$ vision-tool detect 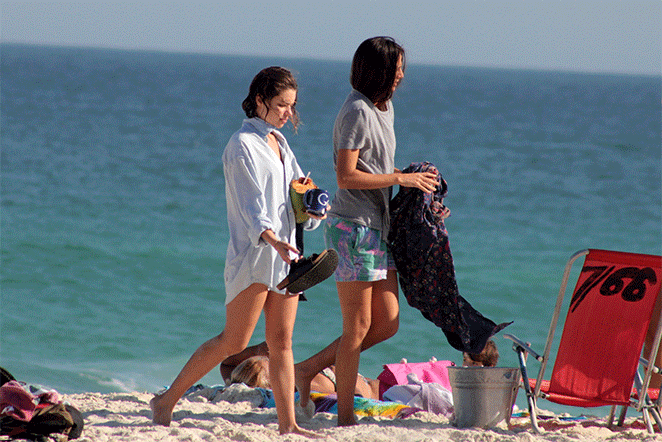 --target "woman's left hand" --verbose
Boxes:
[399,171,438,194]
[306,204,331,221]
